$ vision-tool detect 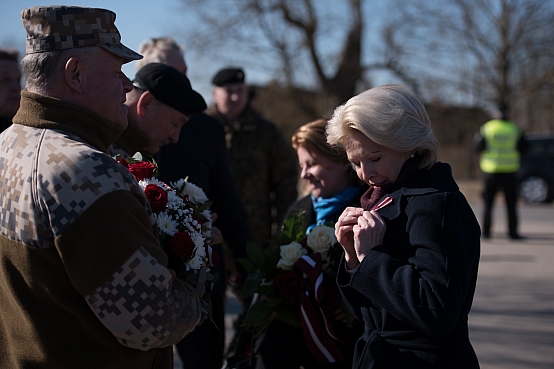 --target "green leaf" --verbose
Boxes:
[252,319,273,339]
[236,257,256,274]
[205,272,215,282]
[245,300,272,326]
[197,267,207,283]
[185,273,195,285]
[196,282,206,297]
[195,201,214,213]
[211,272,219,284]
[281,211,306,241]
[256,285,277,299]
[241,273,262,298]
[245,240,265,269]
[276,308,301,328]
